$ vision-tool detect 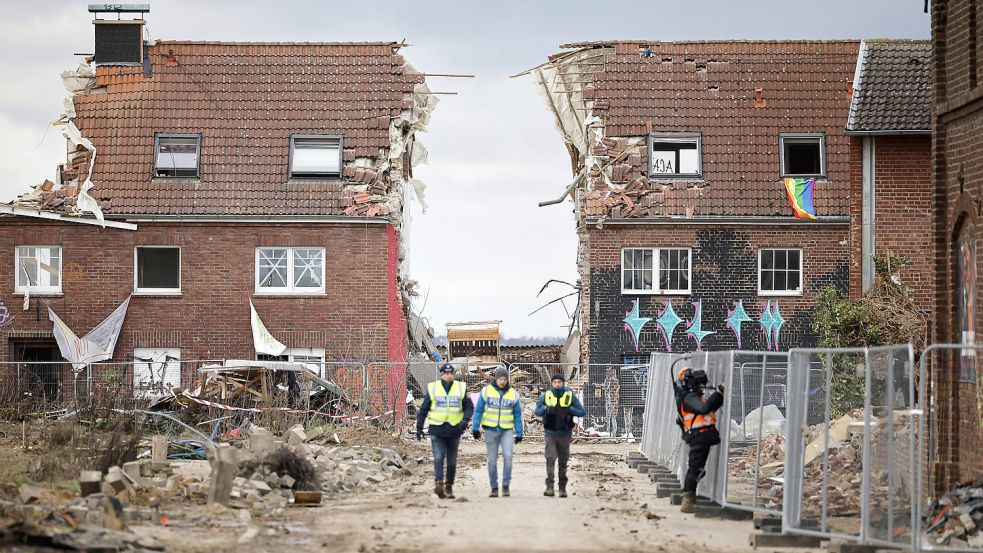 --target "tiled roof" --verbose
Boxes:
[68,41,425,216]
[846,40,931,133]
[547,40,861,218]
